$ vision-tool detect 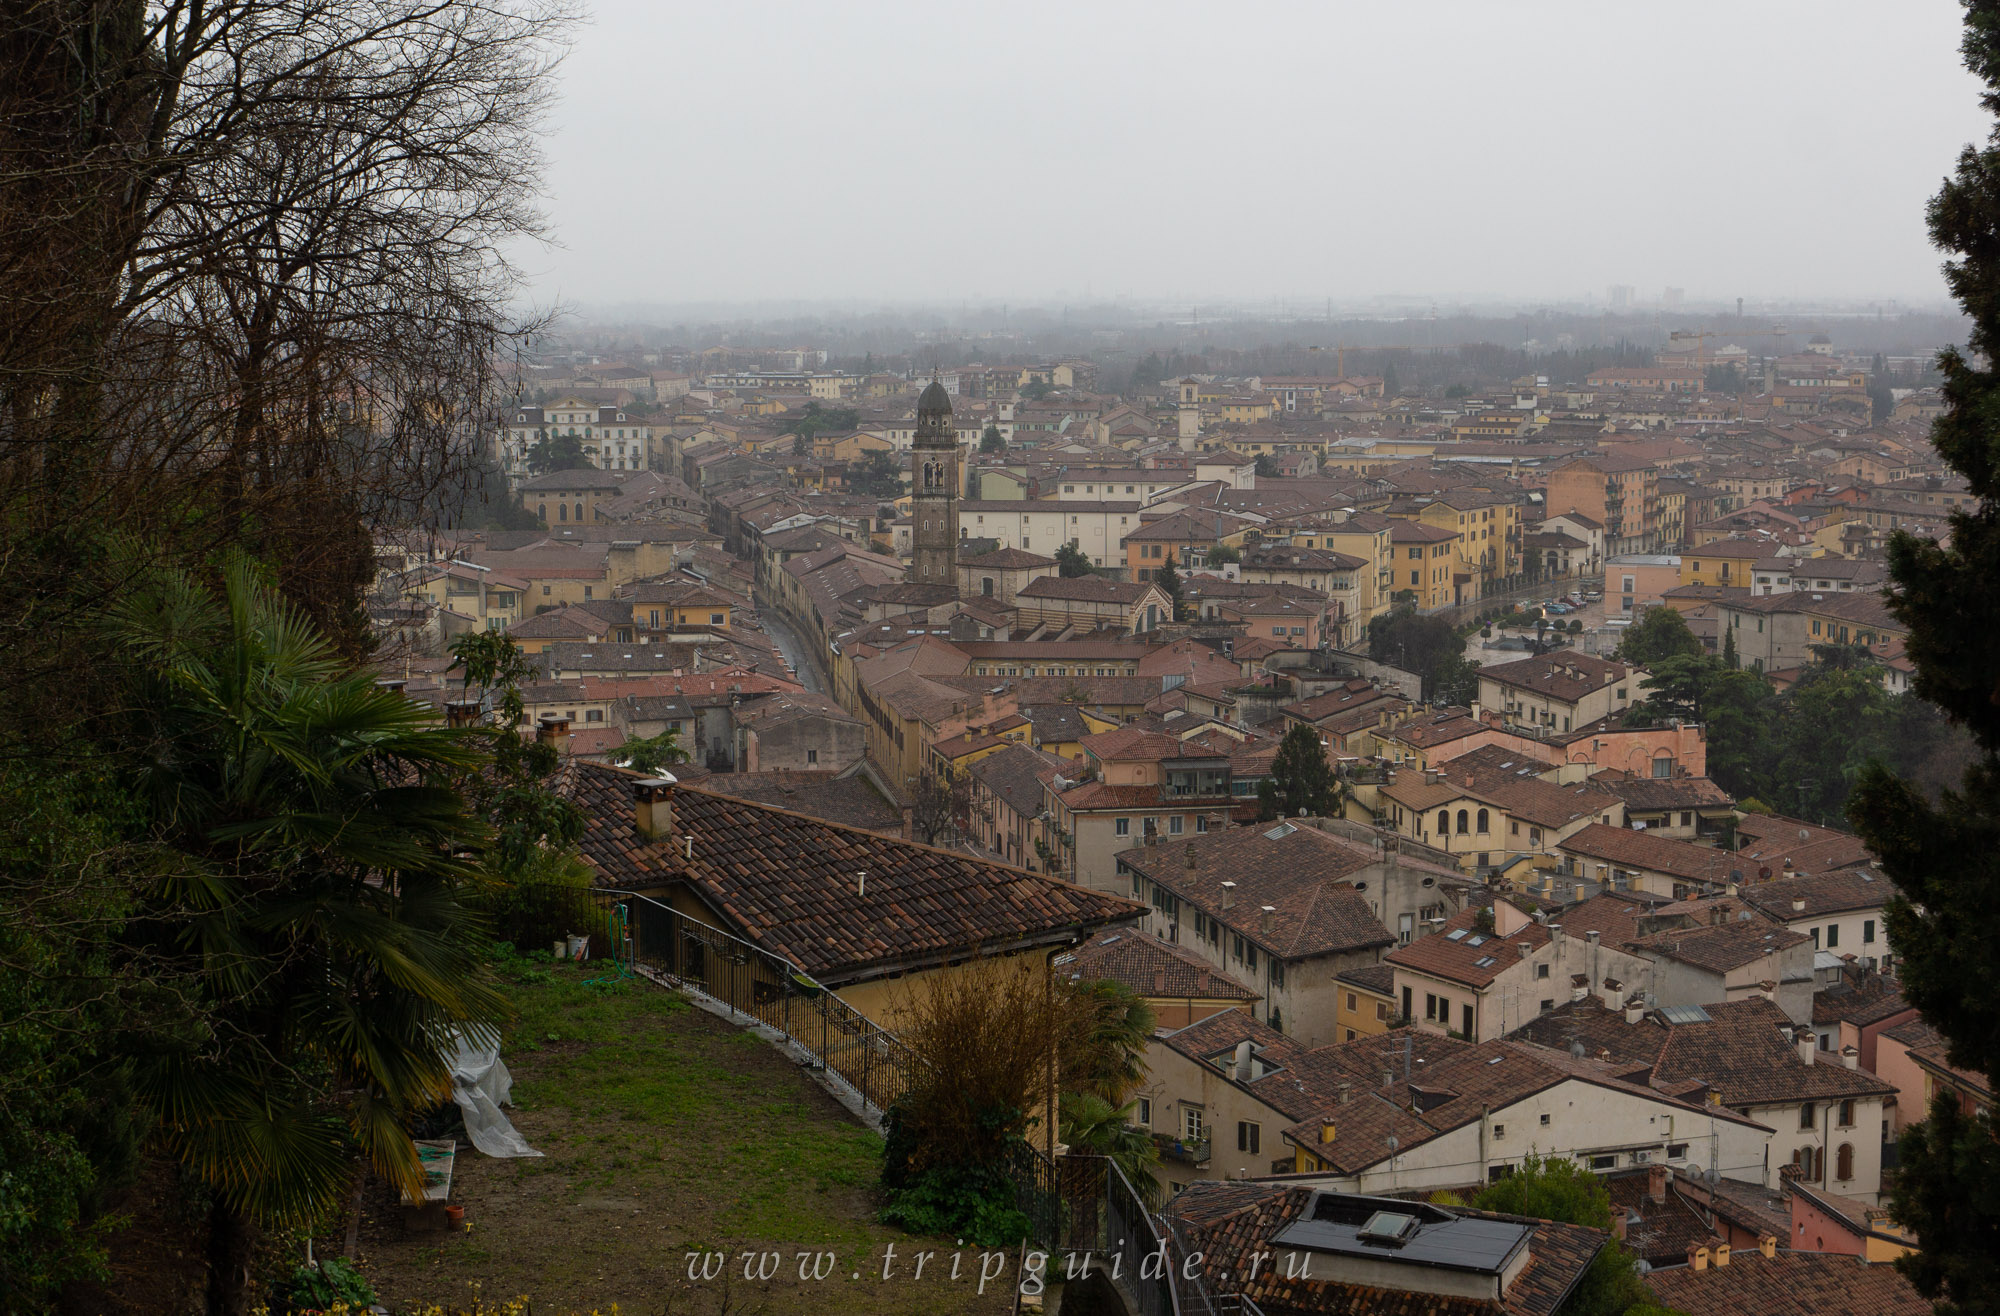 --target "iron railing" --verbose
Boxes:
[599,894,1264,1315]
[595,890,917,1116]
